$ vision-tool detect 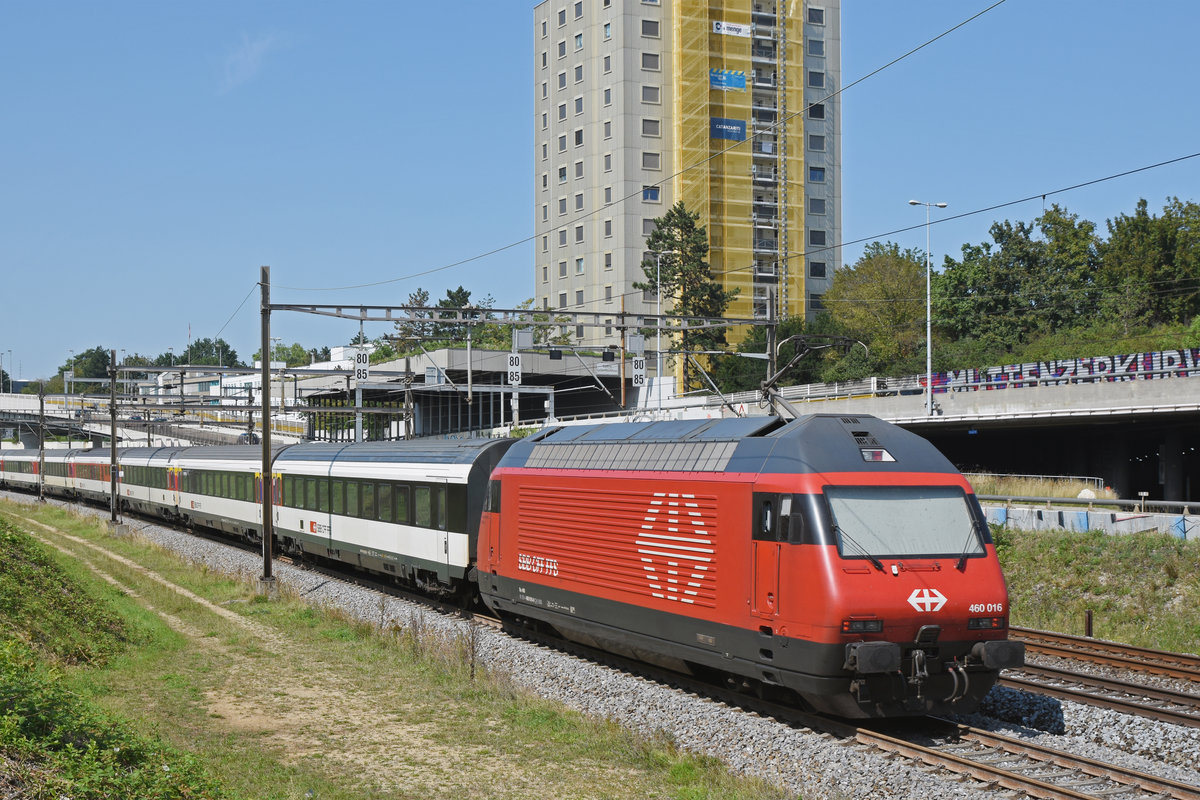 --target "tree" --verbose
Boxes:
[394,288,434,341]
[823,242,926,371]
[177,337,241,367]
[635,202,736,390]
[1099,197,1200,330]
[61,346,113,394]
